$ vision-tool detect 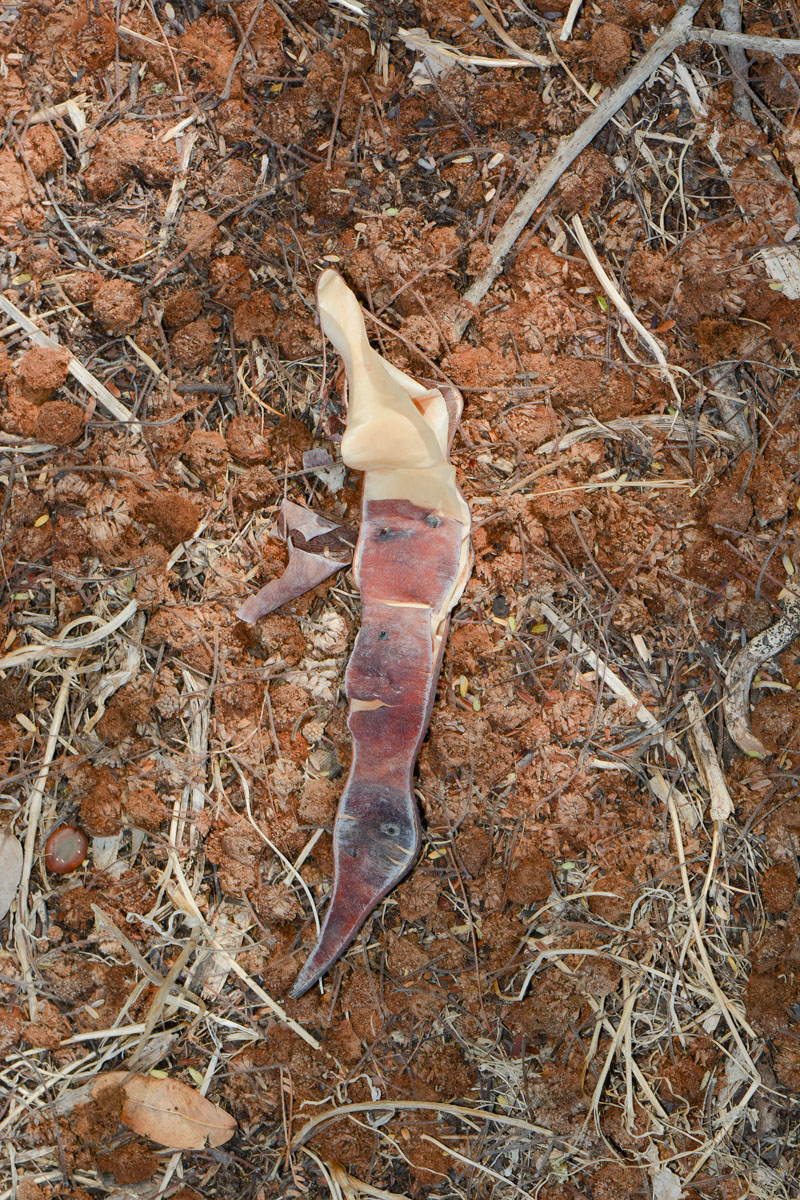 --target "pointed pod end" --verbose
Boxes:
[235,600,259,624]
[288,874,415,998]
[288,962,322,1001]
[287,917,359,1000]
